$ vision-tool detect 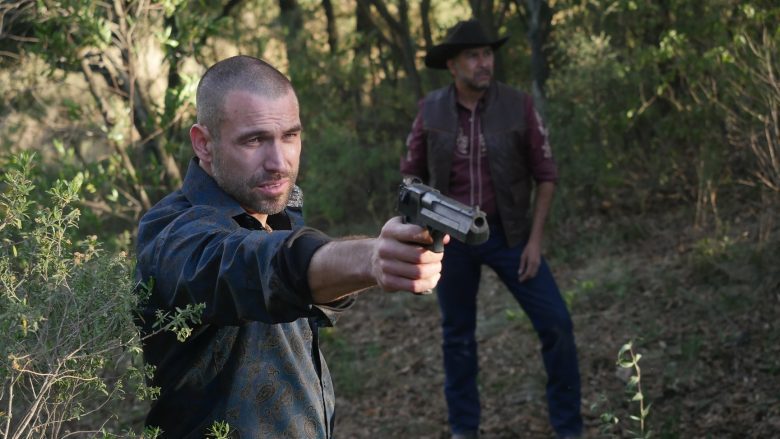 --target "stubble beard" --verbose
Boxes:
[211,151,298,215]
[463,68,492,92]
